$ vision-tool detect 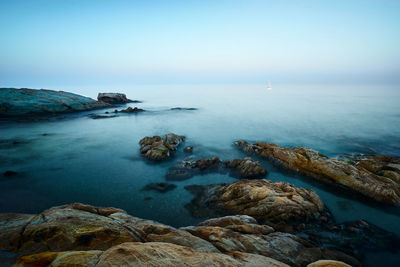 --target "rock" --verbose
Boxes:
[184,146,193,153]
[170,107,197,110]
[184,179,324,224]
[307,260,352,267]
[97,93,139,104]
[107,212,218,252]
[88,114,117,119]
[142,182,177,193]
[117,107,145,113]
[197,215,274,235]
[15,242,290,267]
[15,250,102,267]
[139,133,185,161]
[0,203,142,255]
[1,203,361,267]
[299,219,400,260]
[229,157,267,178]
[0,88,110,116]
[235,141,400,204]
[166,157,266,181]
[3,170,18,176]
